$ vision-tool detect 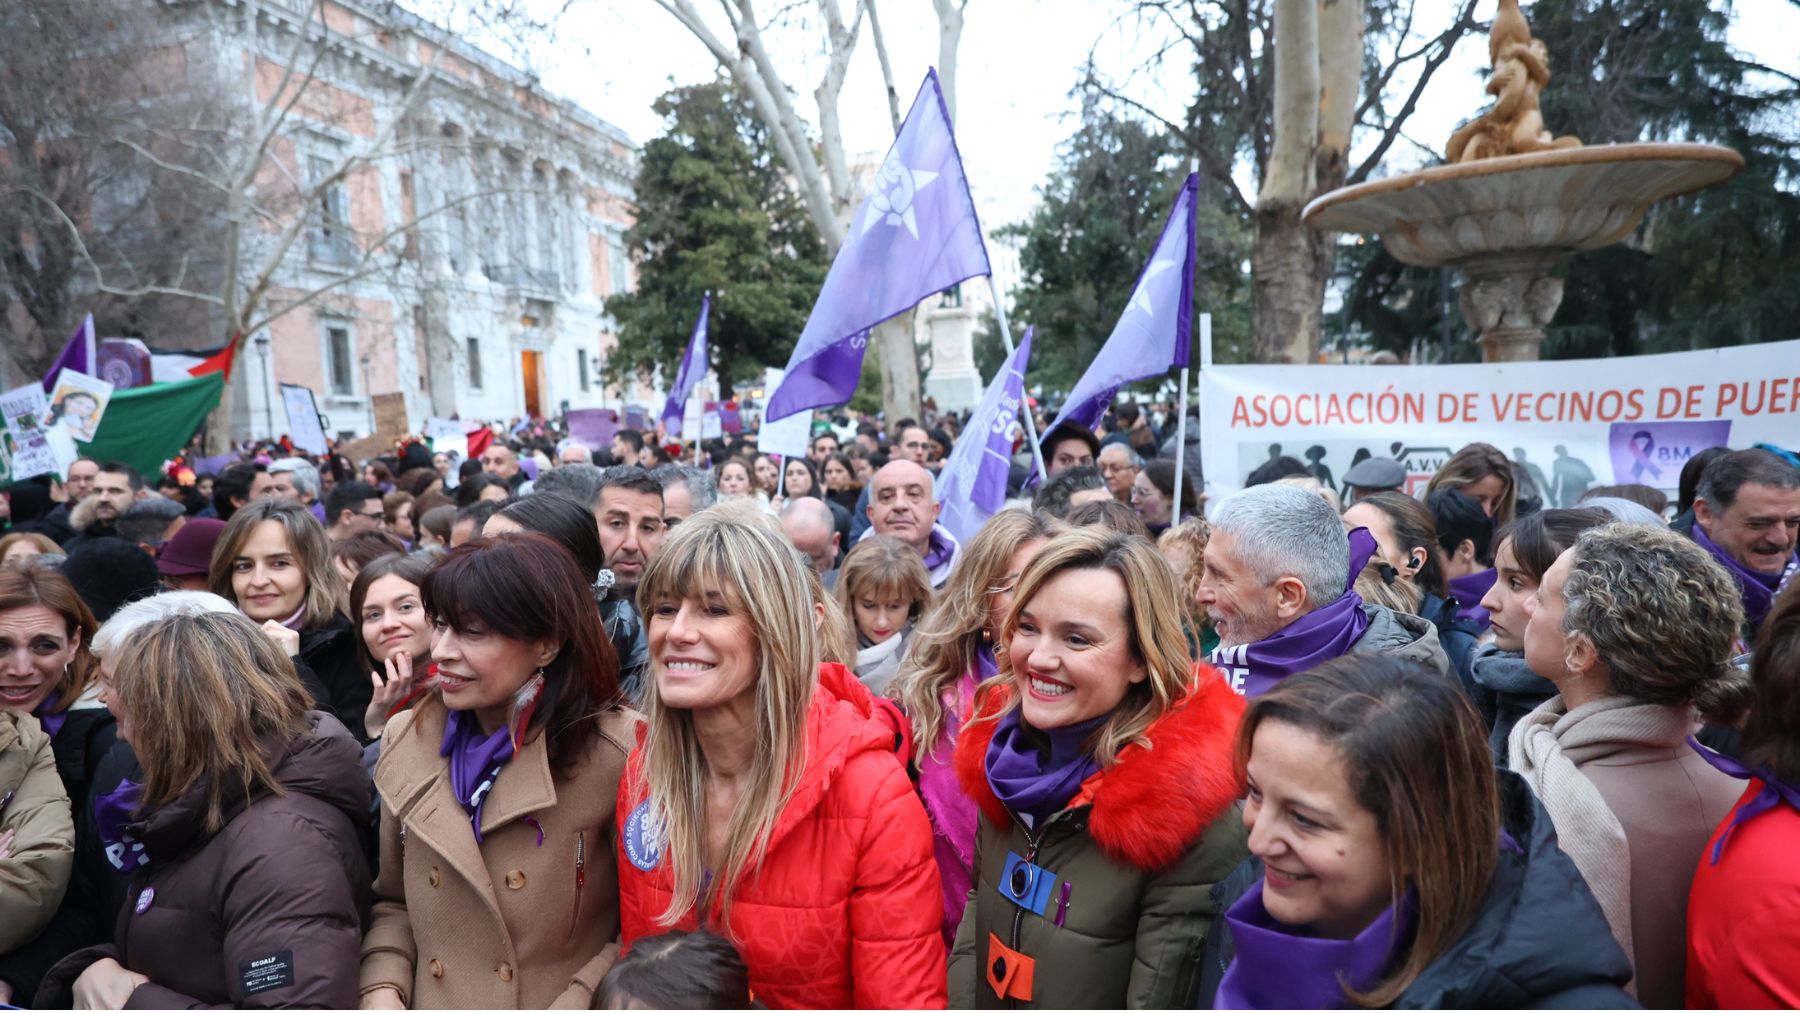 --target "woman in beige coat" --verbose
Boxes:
[0,709,73,957]
[360,533,636,1009]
